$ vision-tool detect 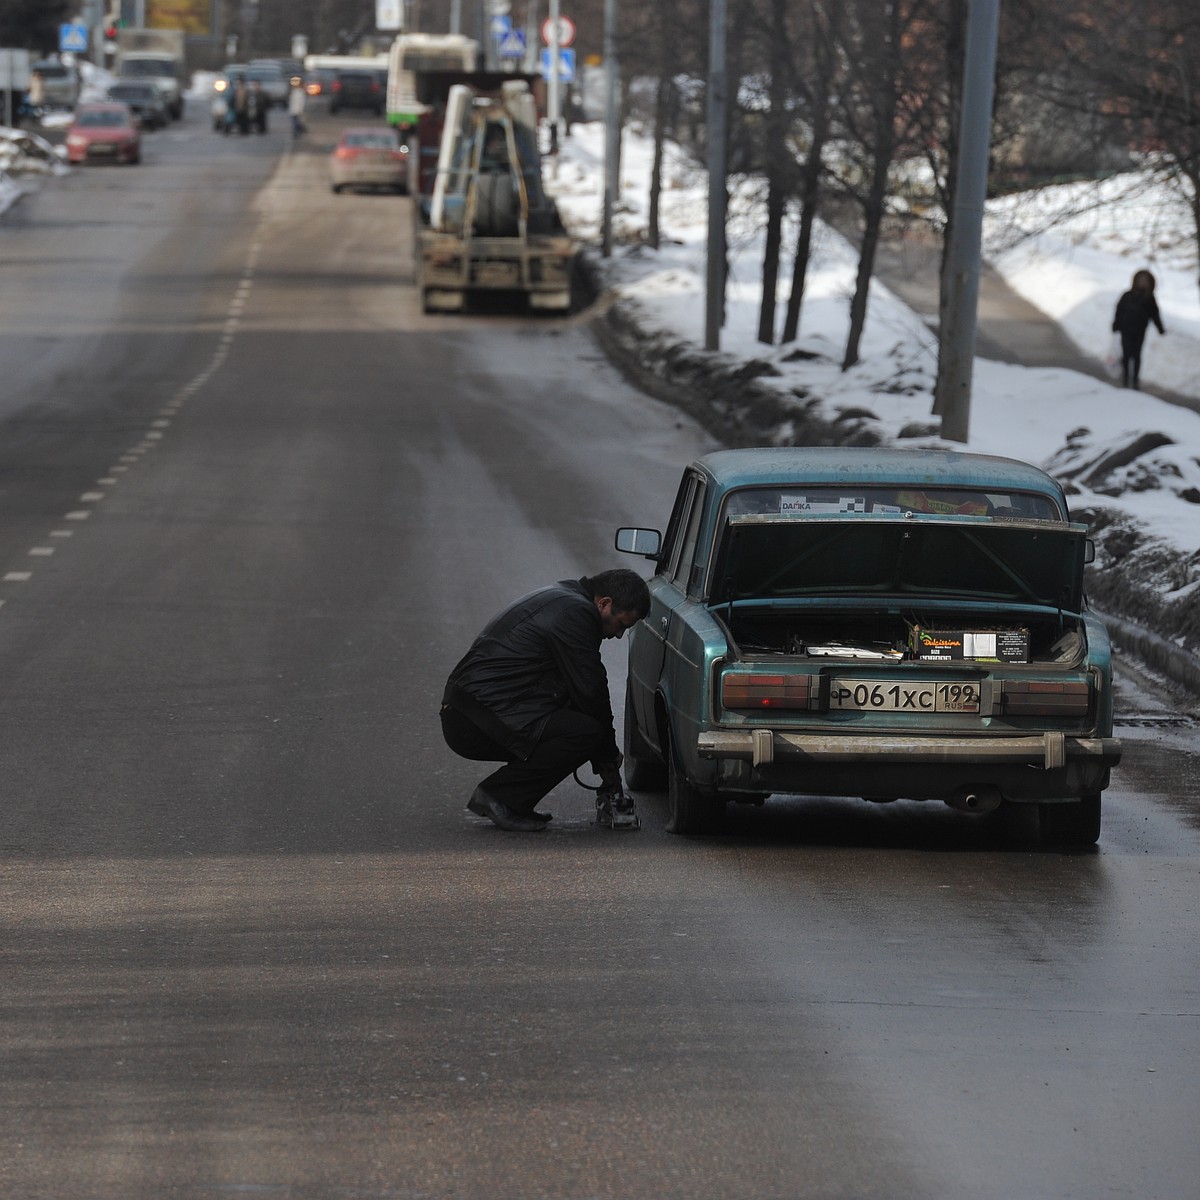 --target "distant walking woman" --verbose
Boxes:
[1112,269,1165,389]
